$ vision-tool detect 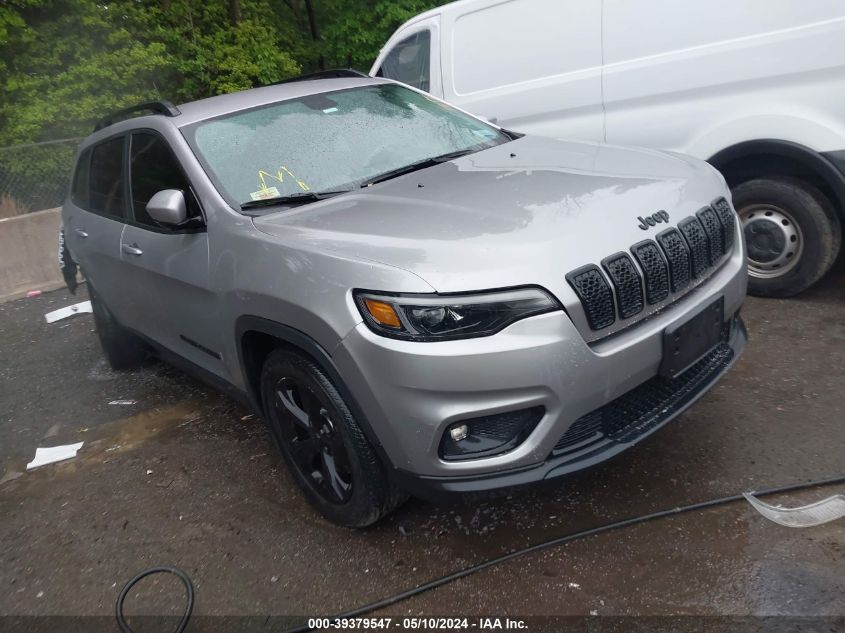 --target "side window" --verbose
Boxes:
[129,132,197,227]
[376,31,431,92]
[71,148,91,208]
[89,137,126,217]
